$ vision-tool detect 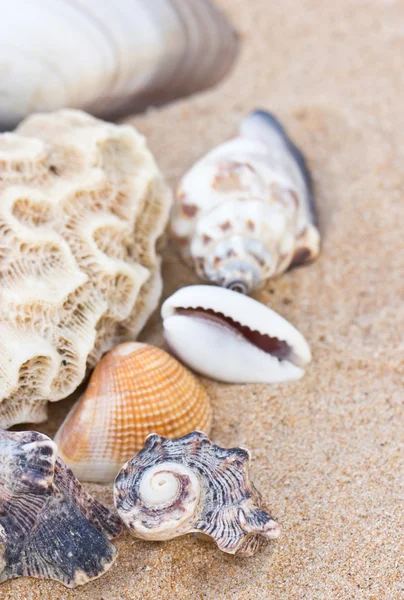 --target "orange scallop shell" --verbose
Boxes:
[55,342,212,483]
